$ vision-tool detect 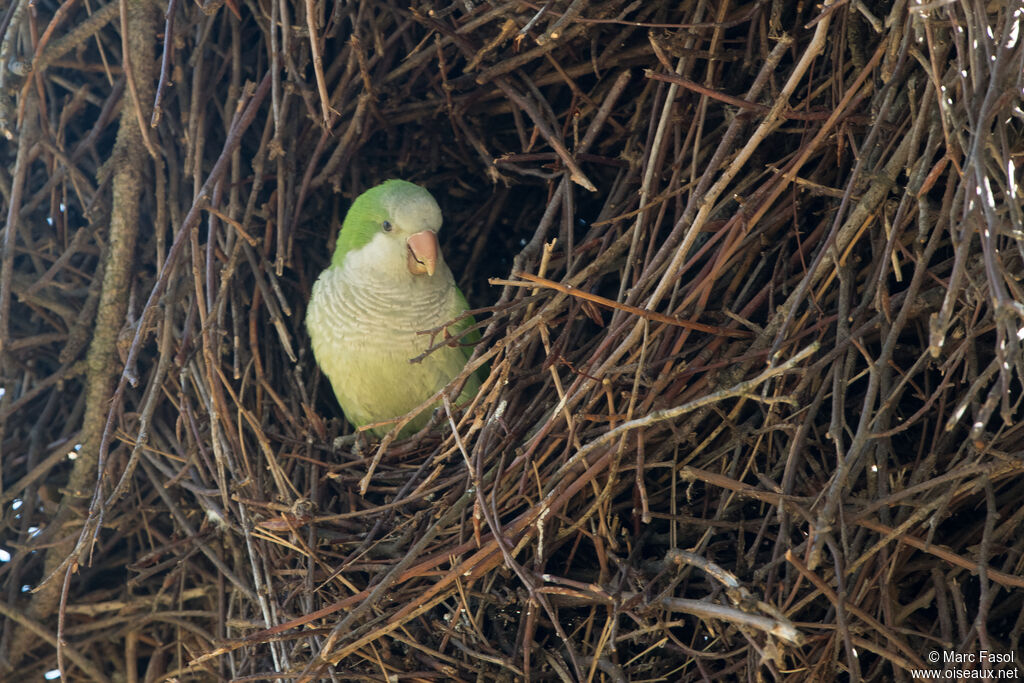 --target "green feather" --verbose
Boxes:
[452,288,480,353]
[307,179,485,438]
[331,179,431,267]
